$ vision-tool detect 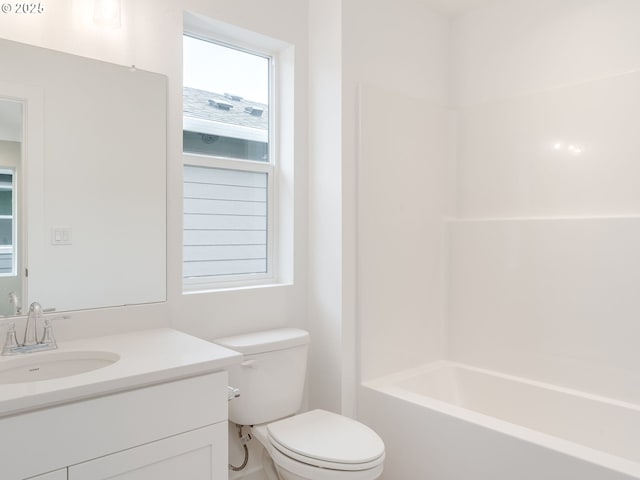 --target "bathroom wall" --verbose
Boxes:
[342,0,450,382]
[448,0,640,402]
[307,0,347,415]
[306,0,452,417]
[0,0,308,342]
